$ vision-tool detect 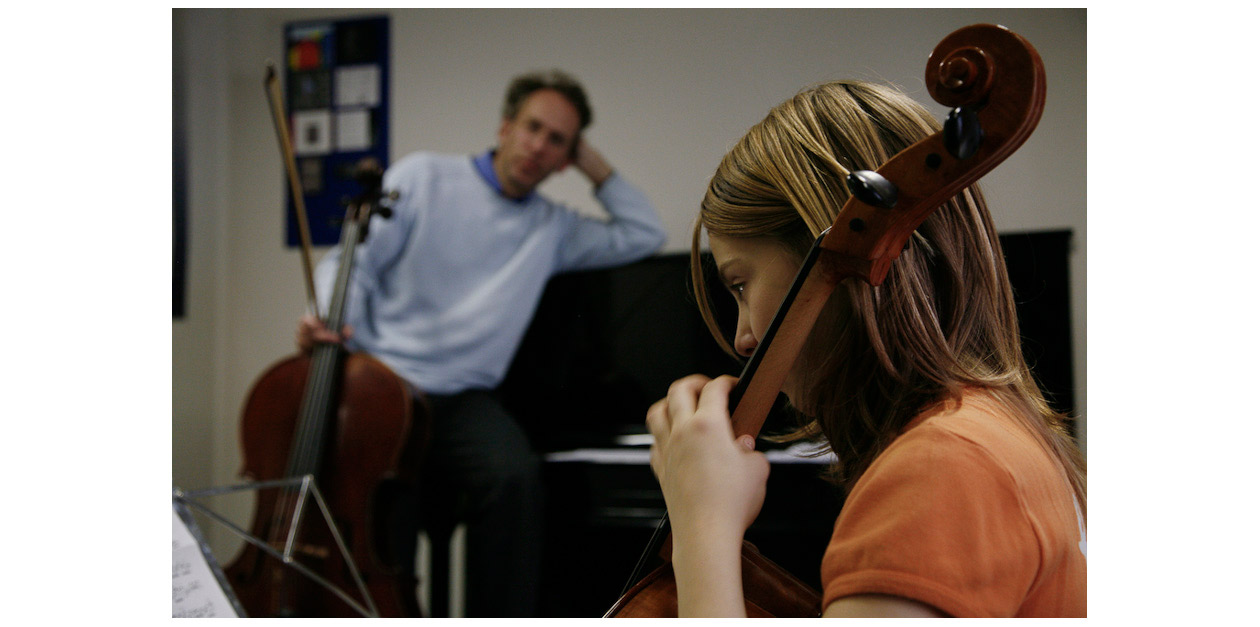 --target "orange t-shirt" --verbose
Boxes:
[819,392,1086,617]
